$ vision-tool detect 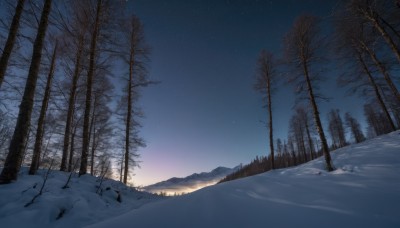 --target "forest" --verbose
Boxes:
[0,0,399,188]
[224,0,400,182]
[0,0,153,185]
